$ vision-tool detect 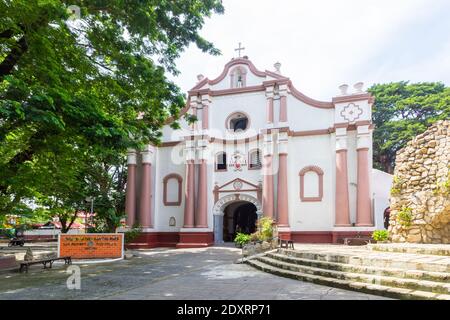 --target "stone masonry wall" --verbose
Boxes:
[389,120,450,243]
